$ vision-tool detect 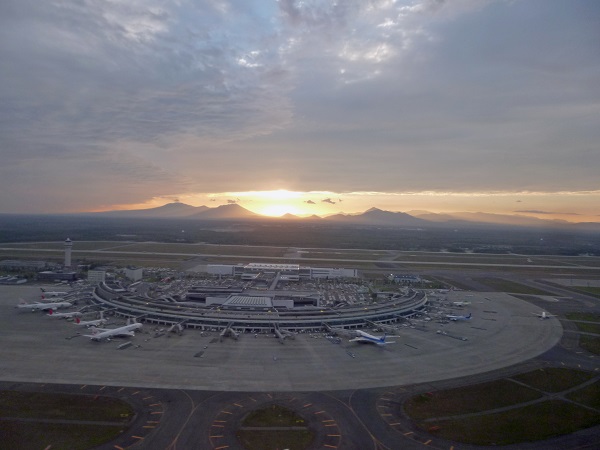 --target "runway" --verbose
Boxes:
[0,285,562,392]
